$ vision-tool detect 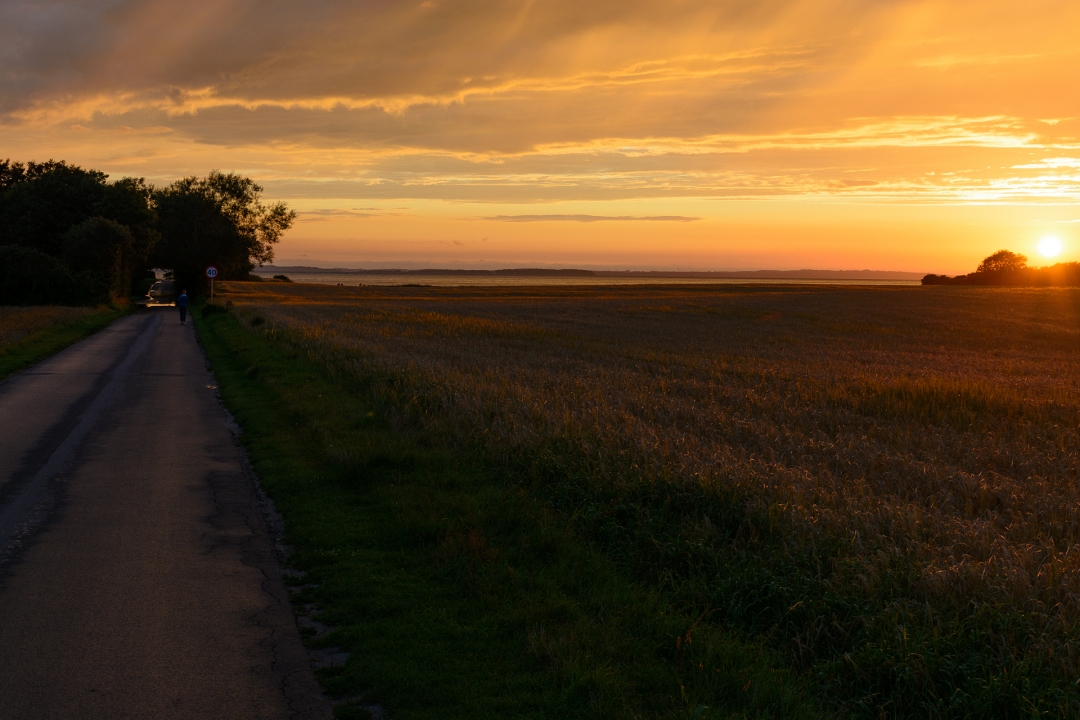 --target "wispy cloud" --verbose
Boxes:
[1012,158,1080,169]
[484,214,701,222]
[5,49,822,124]
[297,208,403,222]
